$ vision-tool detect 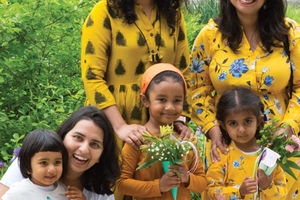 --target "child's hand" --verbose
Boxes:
[239,177,257,198]
[172,164,190,185]
[159,170,181,193]
[65,186,87,200]
[257,169,272,190]
[174,122,193,141]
